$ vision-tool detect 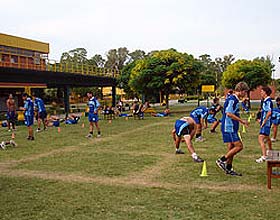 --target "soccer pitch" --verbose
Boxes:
[0,109,280,220]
